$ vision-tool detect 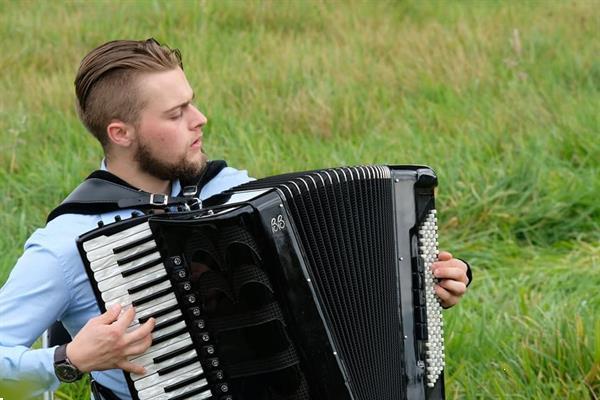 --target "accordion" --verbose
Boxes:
[77,165,445,400]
